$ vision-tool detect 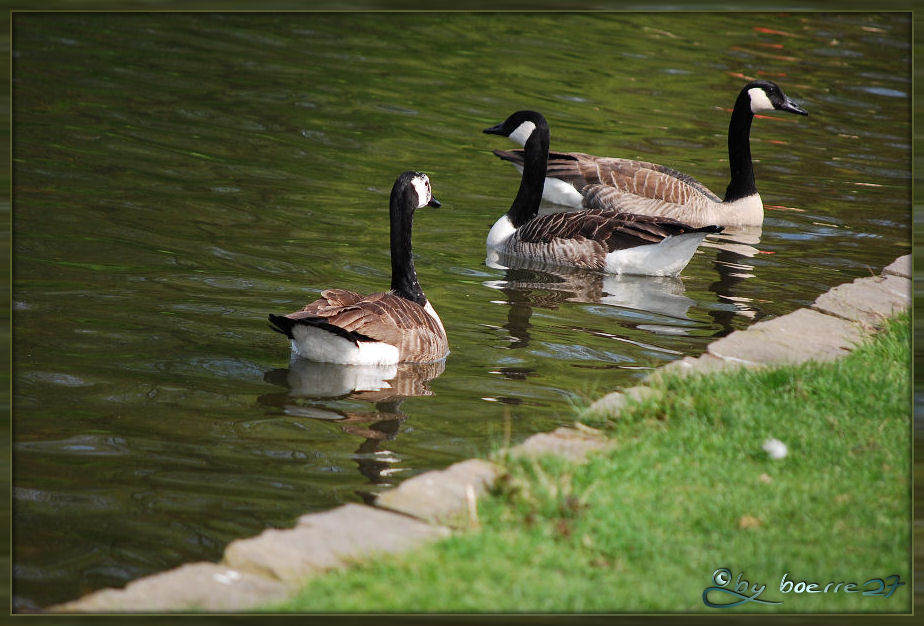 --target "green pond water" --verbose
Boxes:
[12,12,910,610]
